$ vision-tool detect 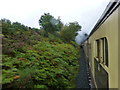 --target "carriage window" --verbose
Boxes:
[96,38,108,67]
[105,38,108,66]
[101,38,108,67]
[101,38,104,63]
[96,40,100,60]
